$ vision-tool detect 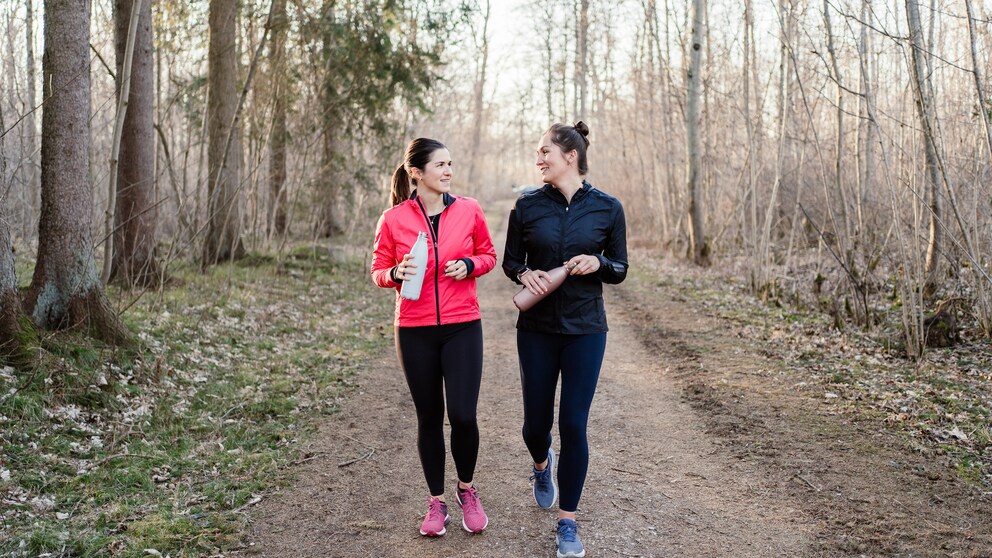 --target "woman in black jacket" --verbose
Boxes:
[502,121,628,558]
